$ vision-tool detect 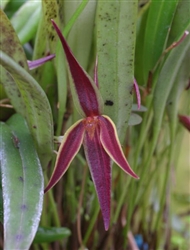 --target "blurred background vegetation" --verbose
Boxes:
[0,0,189,249]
